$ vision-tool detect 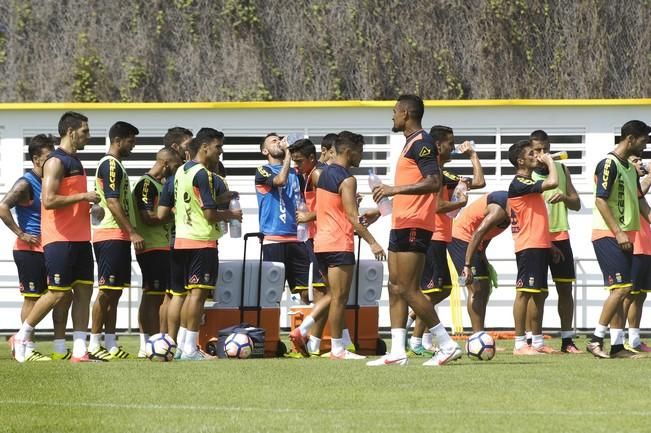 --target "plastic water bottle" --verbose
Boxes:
[229,196,242,238]
[285,132,304,146]
[451,140,475,154]
[368,170,392,216]
[218,220,228,235]
[551,151,568,160]
[446,181,468,218]
[296,200,309,242]
[90,204,105,226]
